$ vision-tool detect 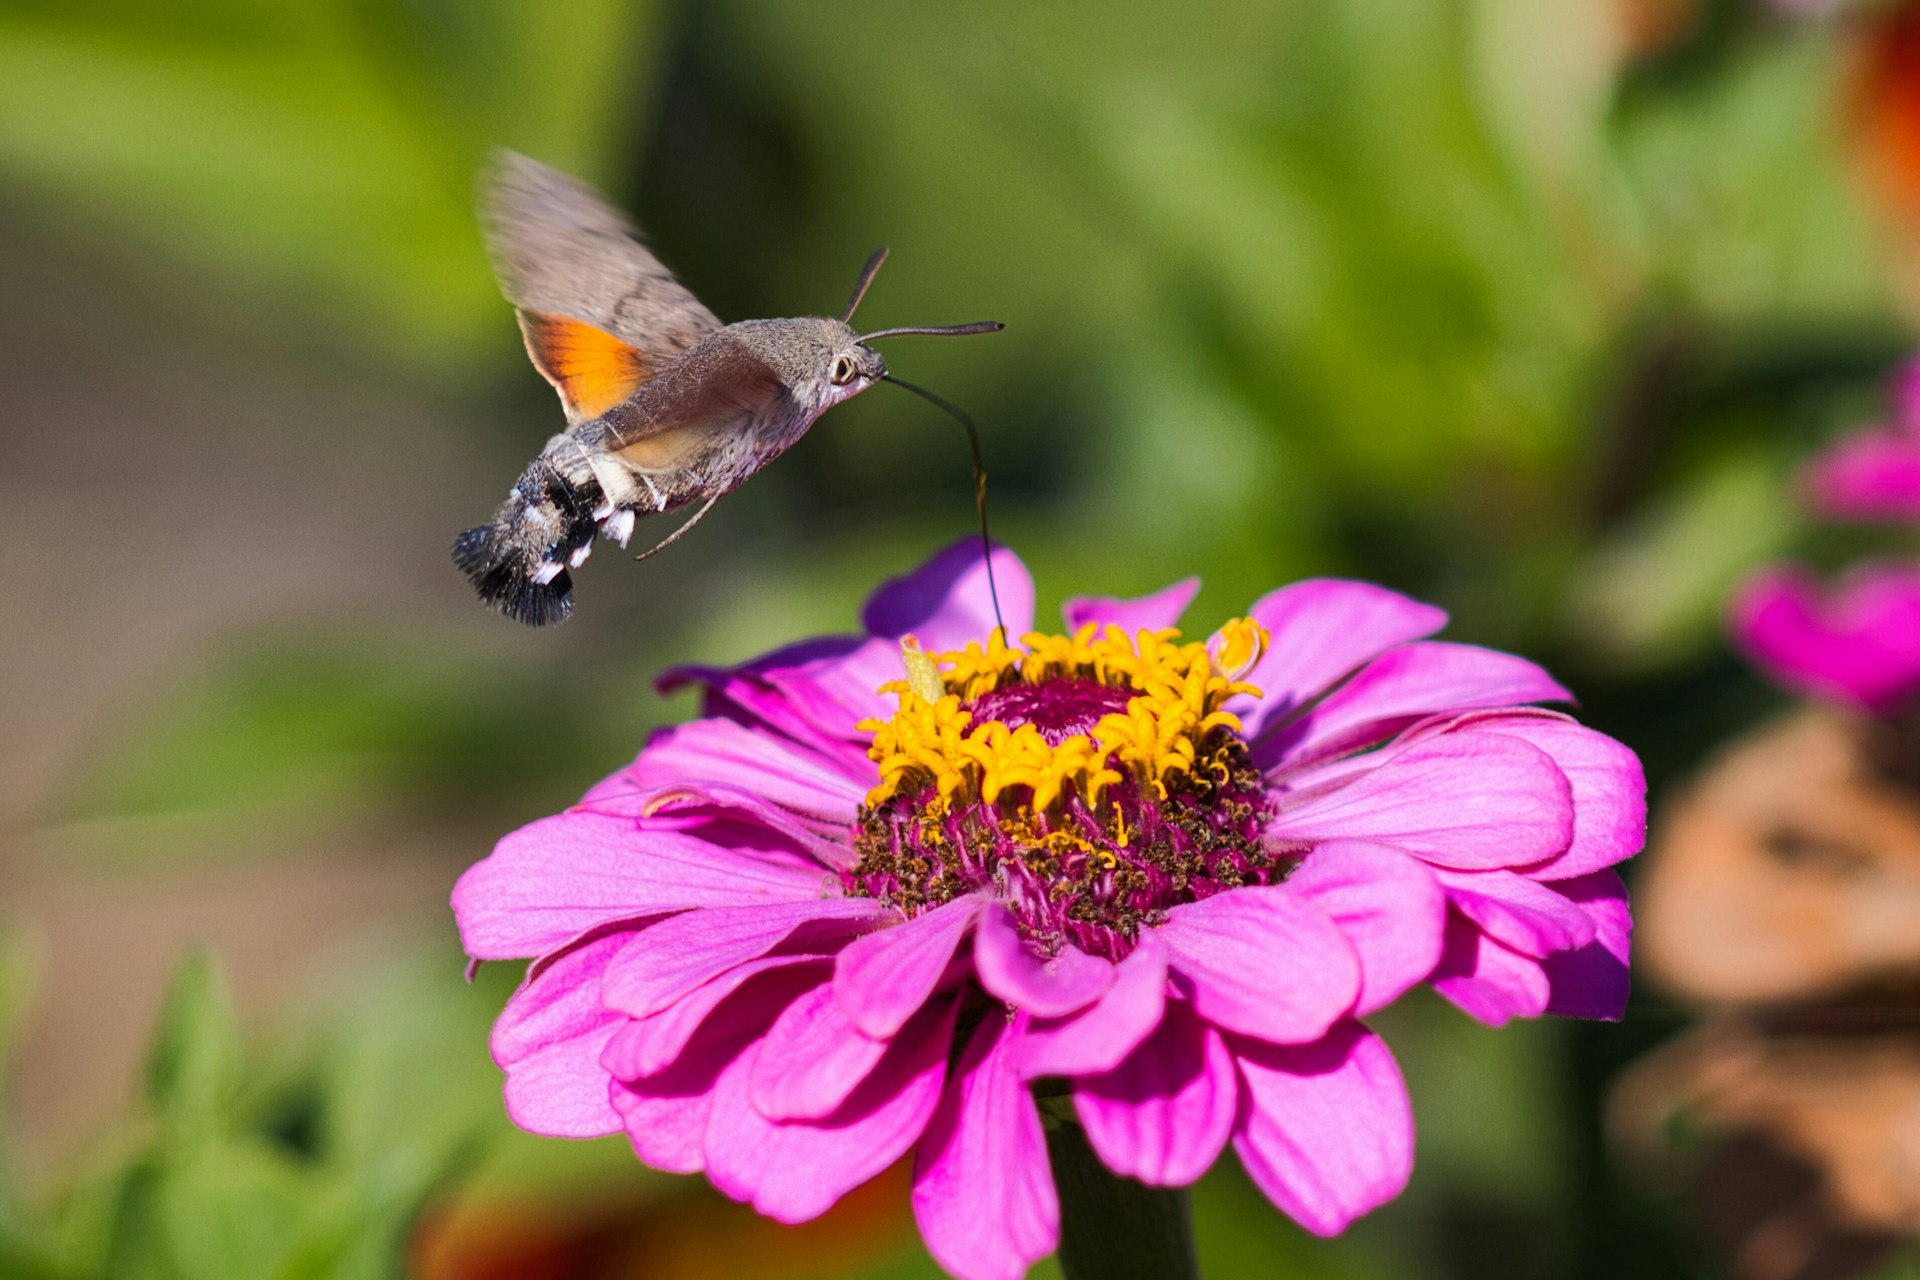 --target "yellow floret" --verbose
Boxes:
[861,618,1267,814]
